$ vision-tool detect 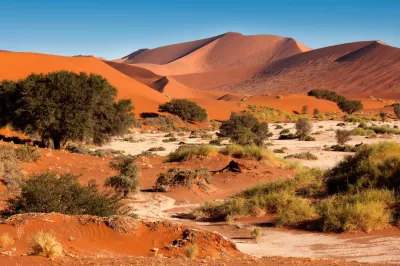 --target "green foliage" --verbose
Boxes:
[0,71,136,149]
[379,112,387,122]
[165,144,216,162]
[350,127,375,137]
[335,129,352,145]
[394,104,400,119]
[316,189,394,232]
[158,99,207,122]
[220,144,278,162]
[326,142,400,194]
[5,172,121,216]
[308,89,347,104]
[148,146,166,152]
[105,155,140,197]
[338,100,363,114]
[275,196,317,227]
[219,112,271,146]
[313,108,320,118]
[154,166,211,192]
[366,125,400,135]
[301,105,308,115]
